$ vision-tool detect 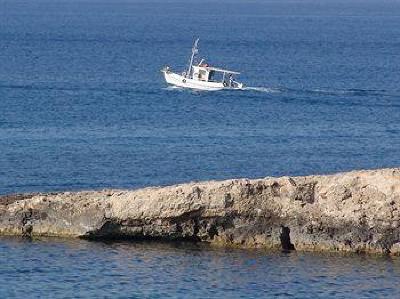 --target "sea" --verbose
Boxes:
[0,0,400,297]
